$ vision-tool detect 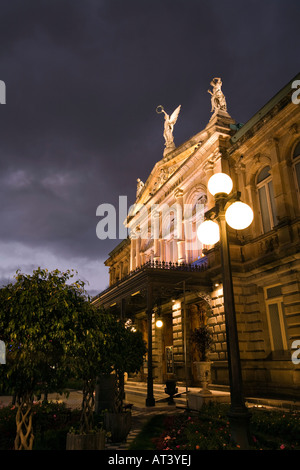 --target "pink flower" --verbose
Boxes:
[280,444,285,450]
